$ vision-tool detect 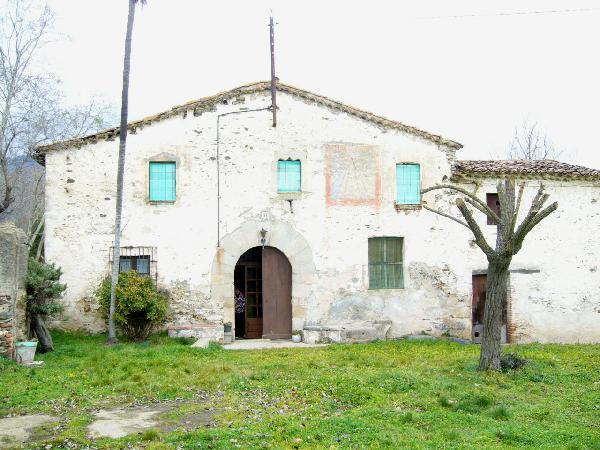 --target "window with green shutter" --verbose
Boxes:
[396,163,421,204]
[277,160,301,192]
[149,161,176,202]
[368,237,404,289]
